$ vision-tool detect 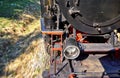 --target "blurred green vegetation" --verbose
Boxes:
[0,0,40,18]
[0,0,41,32]
[0,0,45,77]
